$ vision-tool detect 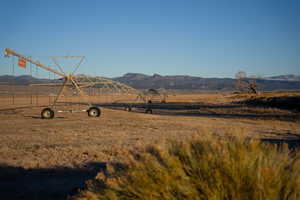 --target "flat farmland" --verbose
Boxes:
[0,92,300,199]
